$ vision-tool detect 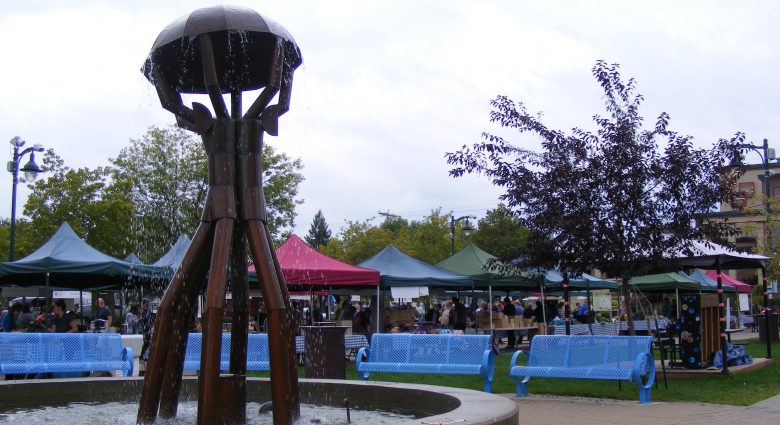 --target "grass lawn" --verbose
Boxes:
[250,338,780,405]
